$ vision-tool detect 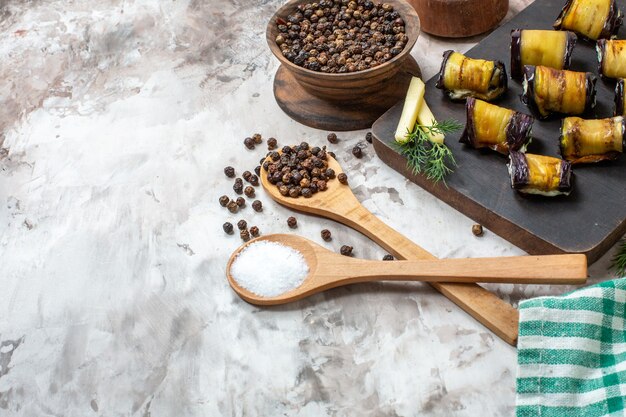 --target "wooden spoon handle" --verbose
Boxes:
[339,255,588,285]
[339,203,521,346]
